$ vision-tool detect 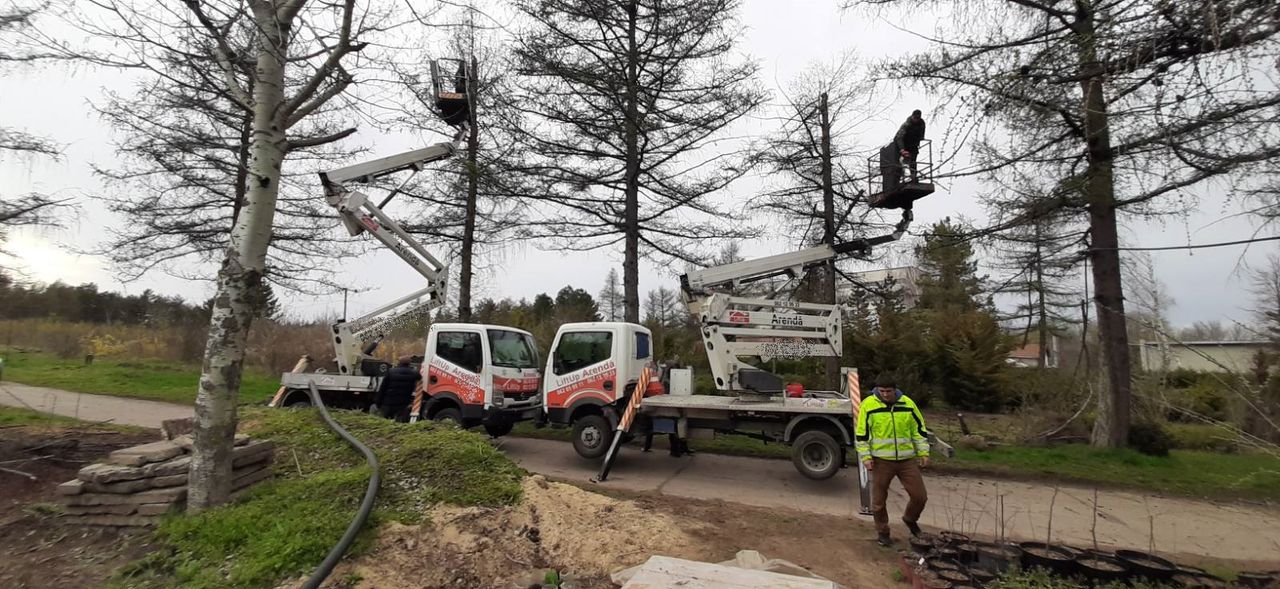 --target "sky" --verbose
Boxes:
[0,0,1275,329]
